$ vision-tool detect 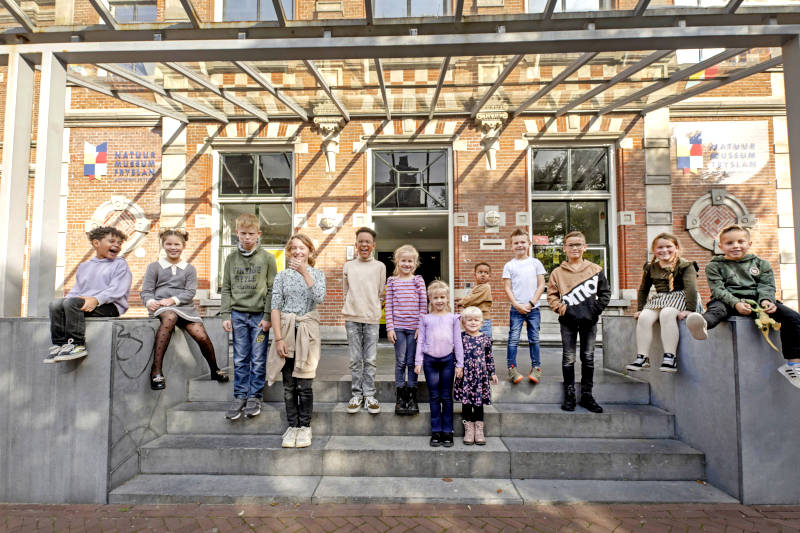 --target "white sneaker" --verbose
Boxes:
[346,395,363,413]
[54,340,88,362]
[778,364,800,390]
[281,427,297,448]
[295,426,312,448]
[365,396,381,414]
[686,313,708,341]
[43,345,62,364]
